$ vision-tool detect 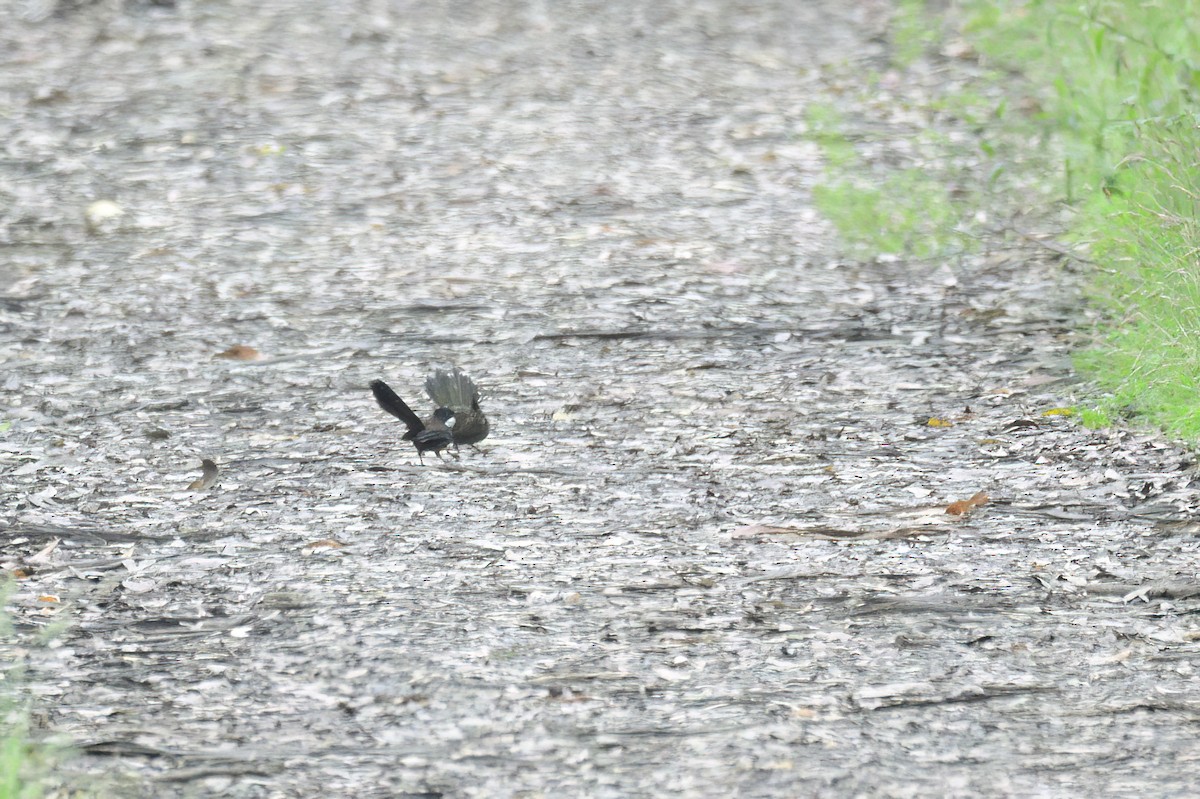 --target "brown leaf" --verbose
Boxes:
[304,539,345,551]
[214,344,260,360]
[946,491,989,516]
